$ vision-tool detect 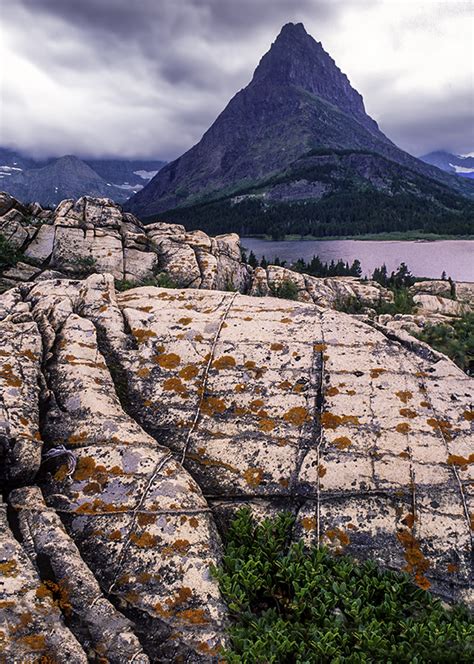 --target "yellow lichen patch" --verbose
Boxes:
[420,401,430,408]
[0,363,22,387]
[318,464,327,478]
[270,343,285,351]
[179,364,199,381]
[447,454,474,469]
[301,516,316,531]
[427,418,452,439]
[163,377,188,397]
[131,328,157,343]
[370,368,386,378]
[280,317,292,324]
[399,408,418,419]
[313,343,327,352]
[333,436,352,450]
[243,468,263,486]
[320,412,359,429]
[178,608,209,625]
[401,513,416,529]
[278,380,292,391]
[68,431,88,446]
[0,560,18,577]
[137,513,157,526]
[234,383,246,393]
[212,355,236,370]
[399,451,410,459]
[326,386,339,397]
[447,563,459,574]
[178,317,193,325]
[187,452,240,474]
[19,634,46,651]
[161,539,191,557]
[154,352,181,369]
[166,586,193,608]
[137,367,150,378]
[397,528,431,590]
[189,516,199,528]
[249,399,264,412]
[36,580,72,615]
[284,406,310,427]
[396,423,411,434]
[75,499,128,514]
[325,528,350,547]
[463,410,474,421]
[73,456,97,481]
[395,391,413,404]
[137,572,152,584]
[109,530,122,541]
[258,417,276,432]
[130,532,158,549]
[201,396,226,417]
